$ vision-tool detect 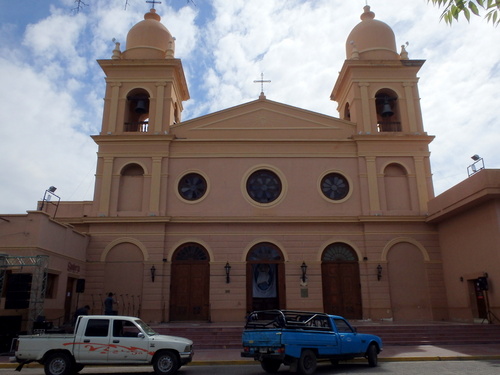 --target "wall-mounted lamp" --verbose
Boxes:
[301,262,308,283]
[225,262,231,283]
[150,265,156,283]
[377,264,382,281]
